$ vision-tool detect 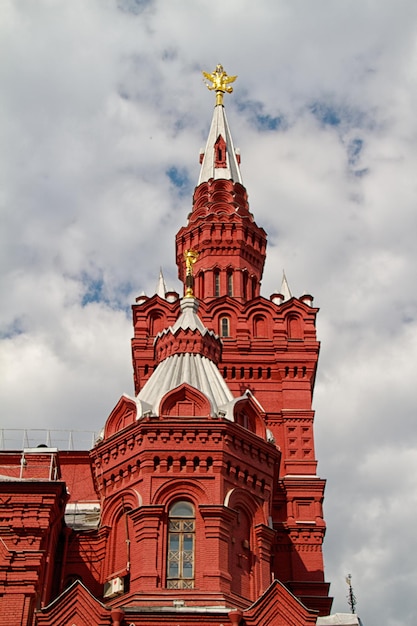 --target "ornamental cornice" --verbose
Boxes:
[154,328,222,364]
